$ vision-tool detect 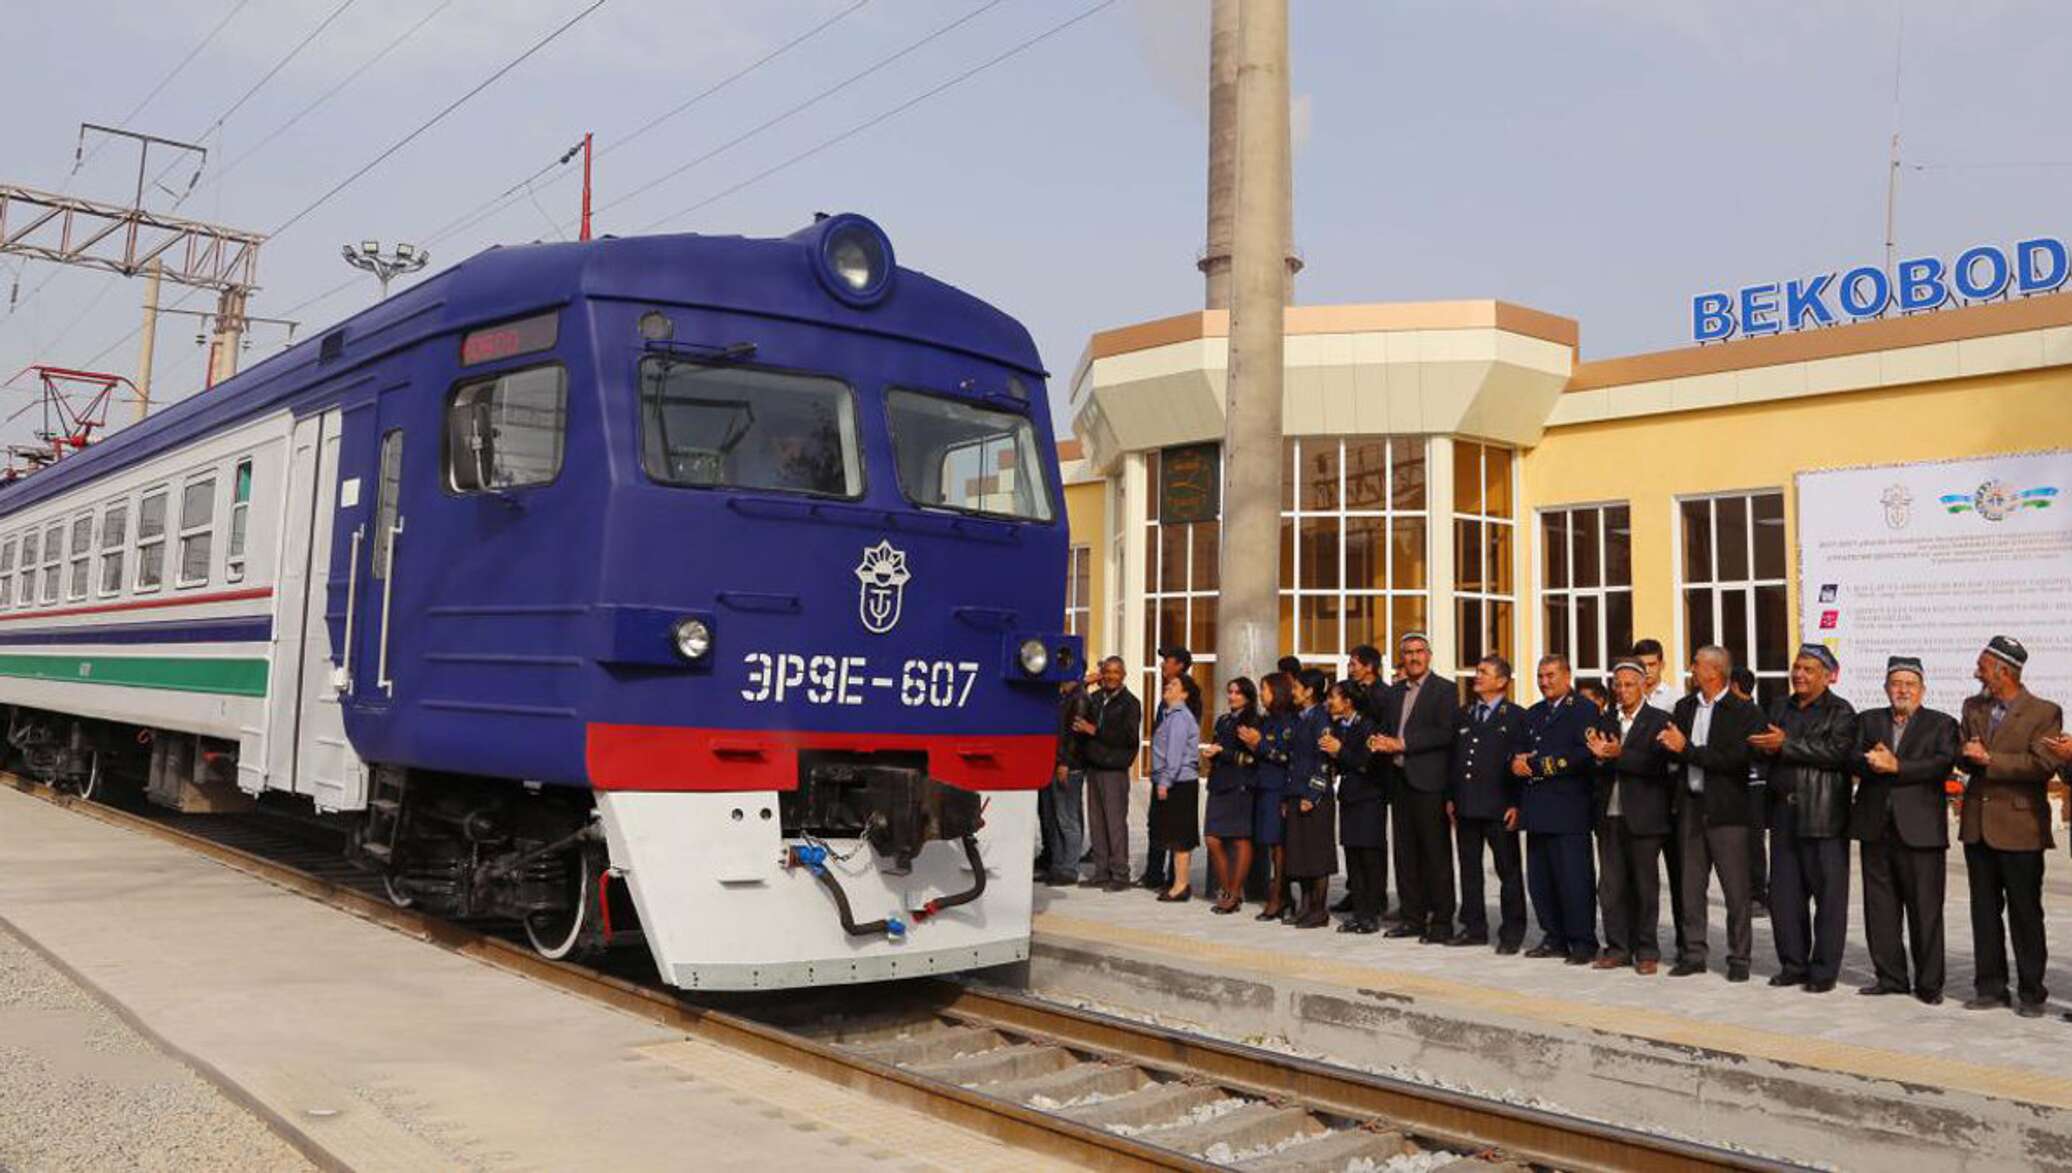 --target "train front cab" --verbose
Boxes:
[581,218,1079,989]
